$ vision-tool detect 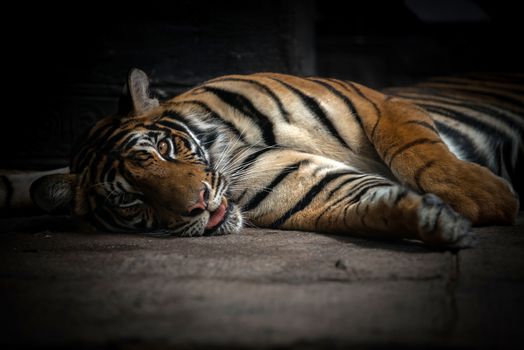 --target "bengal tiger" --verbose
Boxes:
[1,69,522,247]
